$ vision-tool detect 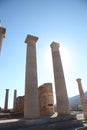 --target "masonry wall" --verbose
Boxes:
[15,96,24,114]
[14,83,54,116]
[39,83,55,116]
